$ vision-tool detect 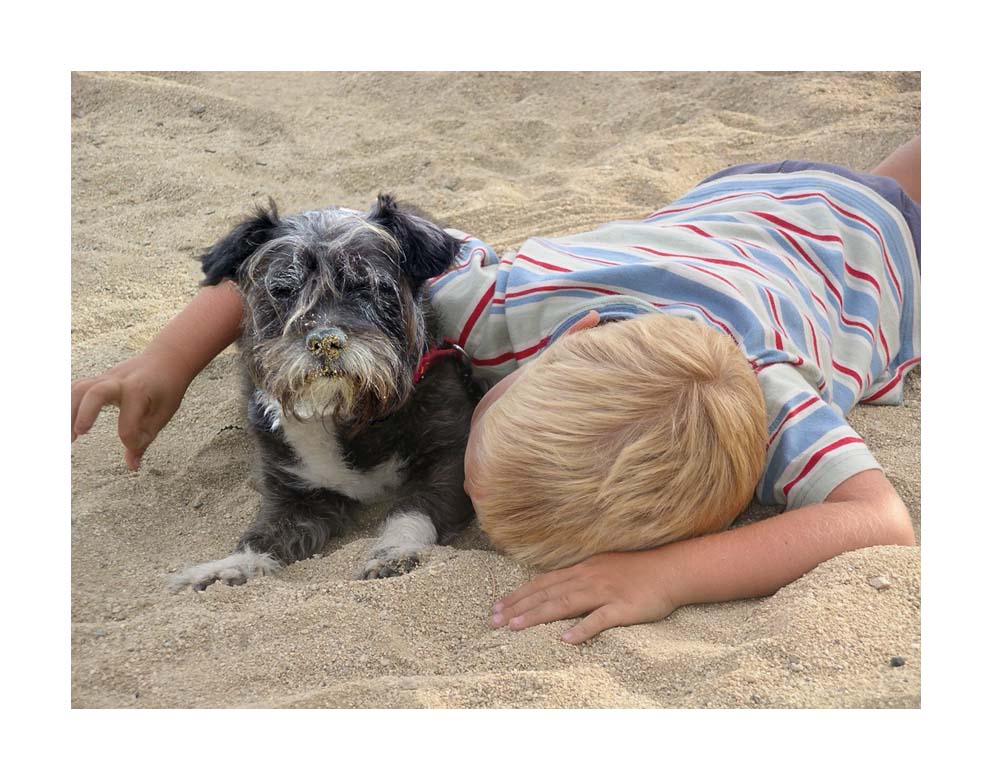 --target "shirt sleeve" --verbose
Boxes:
[428,231,502,344]
[756,363,882,509]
